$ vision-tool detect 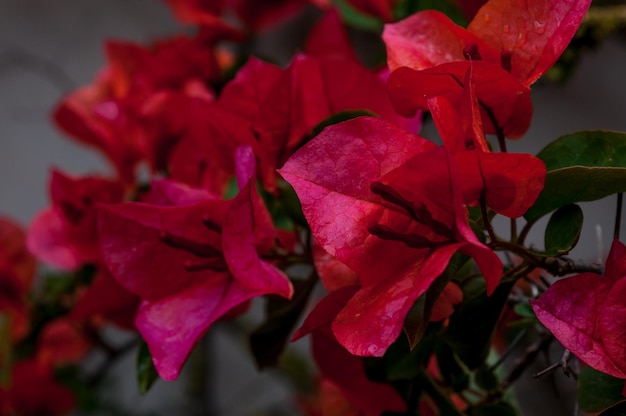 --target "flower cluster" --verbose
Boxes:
[3,0,626,414]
